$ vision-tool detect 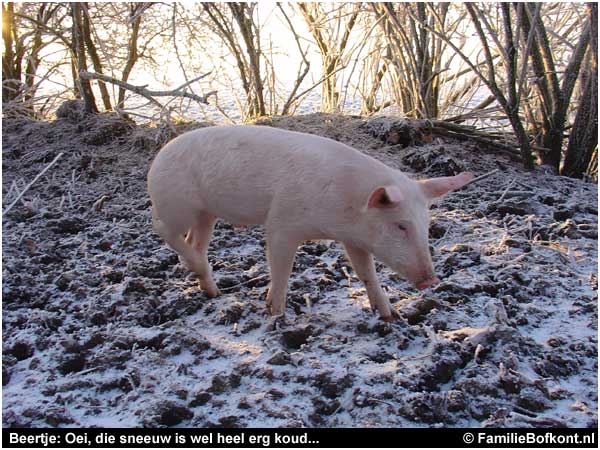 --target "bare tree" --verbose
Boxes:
[71,2,98,113]
[562,3,598,178]
[81,3,111,111]
[297,2,361,113]
[369,3,478,119]
[2,2,22,104]
[2,3,63,115]
[517,3,591,170]
[117,3,152,109]
[199,3,314,121]
[80,2,166,112]
[463,3,534,169]
[276,4,311,116]
[201,3,266,119]
[398,3,537,168]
